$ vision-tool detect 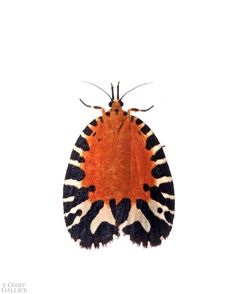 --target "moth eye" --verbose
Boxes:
[119,101,124,107]
[108,101,112,107]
